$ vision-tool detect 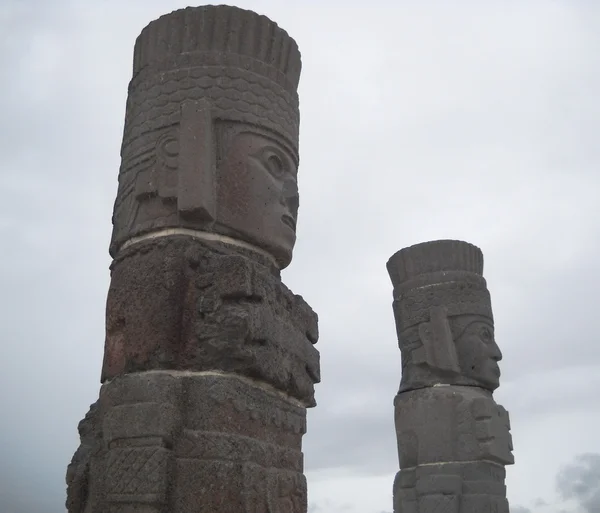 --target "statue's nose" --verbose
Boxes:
[491,341,503,362]
[281,180,299,217]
